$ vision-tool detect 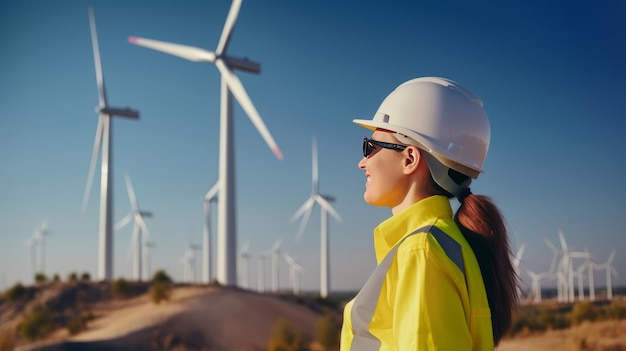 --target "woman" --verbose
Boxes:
[340,77,518,350]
